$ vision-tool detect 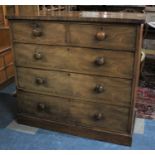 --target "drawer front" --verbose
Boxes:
[11,21,66,45]
[18,91,129,133]
[70,24,136,51]
[17,68,131,106]
[14,44,134,79]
